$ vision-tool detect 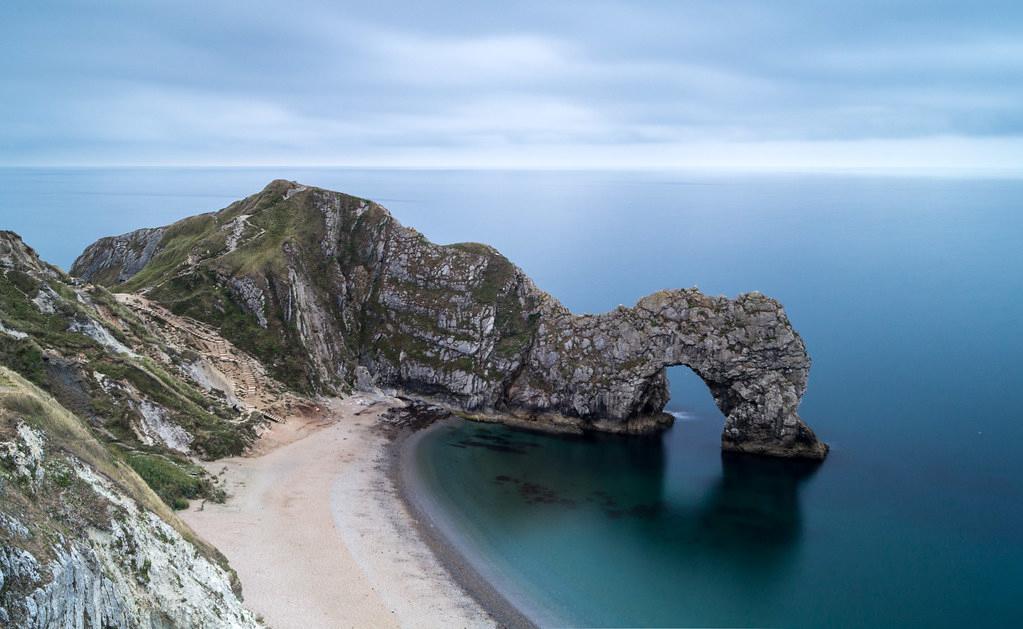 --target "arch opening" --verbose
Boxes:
[664,364,724,422]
